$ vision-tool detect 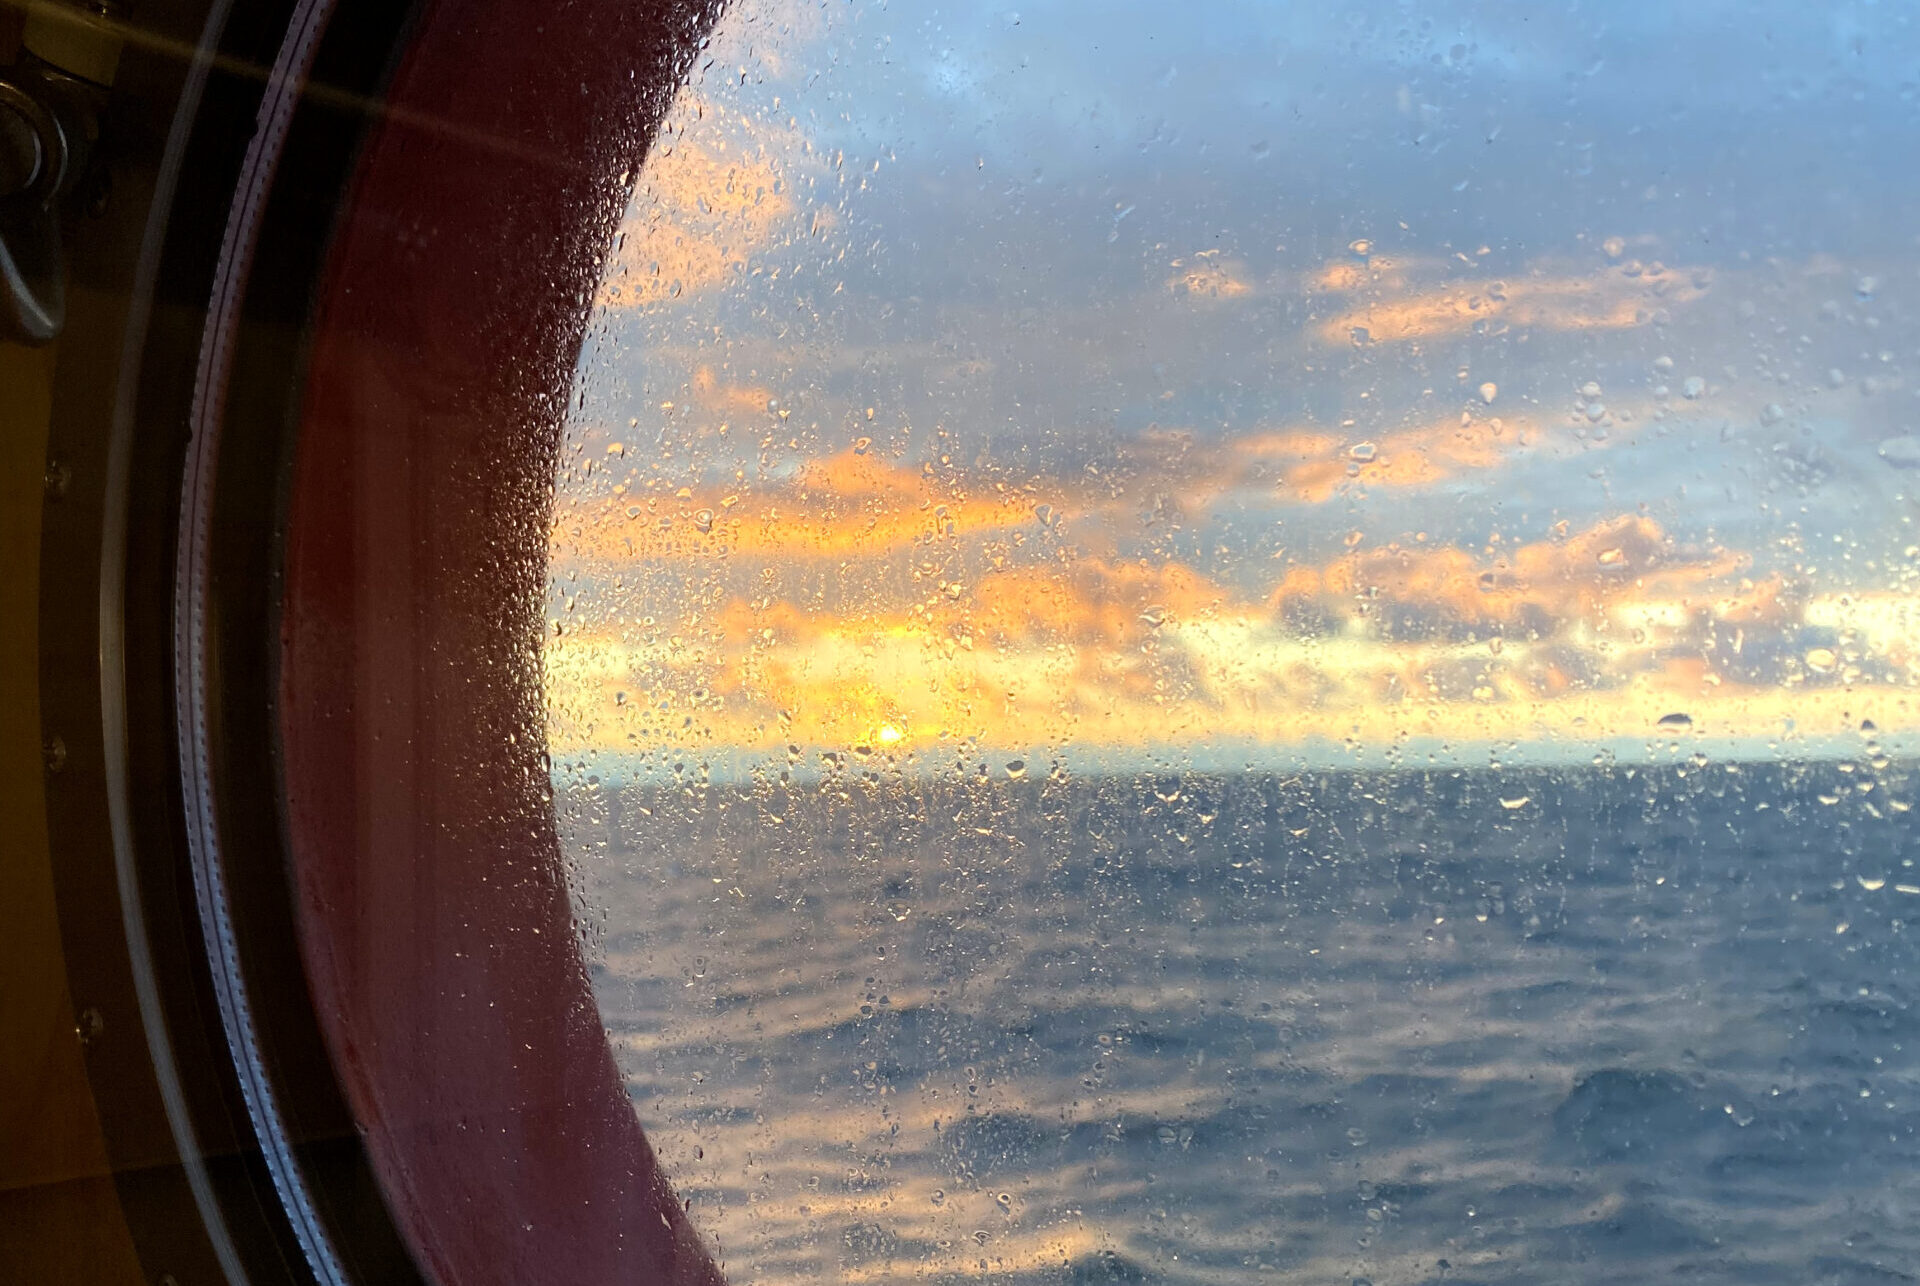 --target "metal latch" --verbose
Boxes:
[2,2,121,345]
